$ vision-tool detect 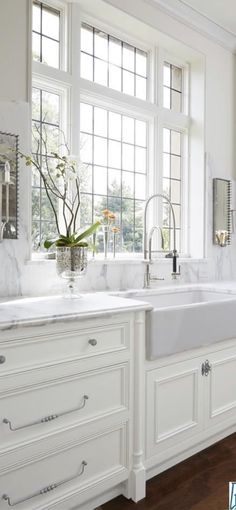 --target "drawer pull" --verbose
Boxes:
[3,395,89,432]
[88,338,97,346]
[2,460,87,507]
[0,355,6,364]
